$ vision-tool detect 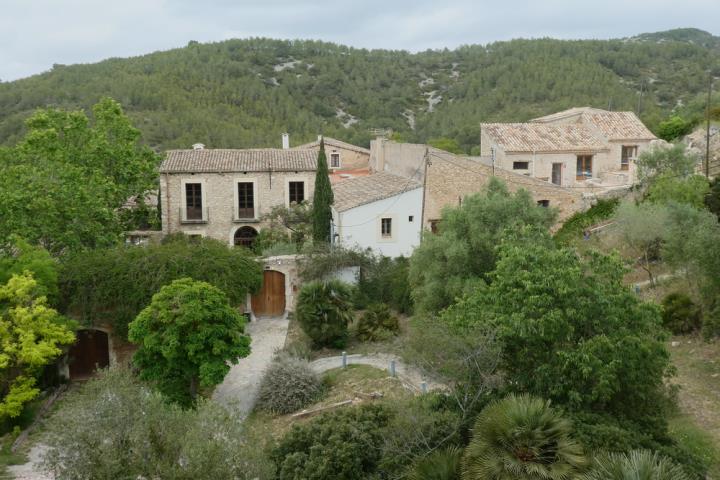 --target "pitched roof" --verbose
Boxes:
[481,123,607,153]
[160,149,317,173]
[333,172,422,212]
[532,107,656,141]
[292,137,371,155]
[582,111,656,140]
